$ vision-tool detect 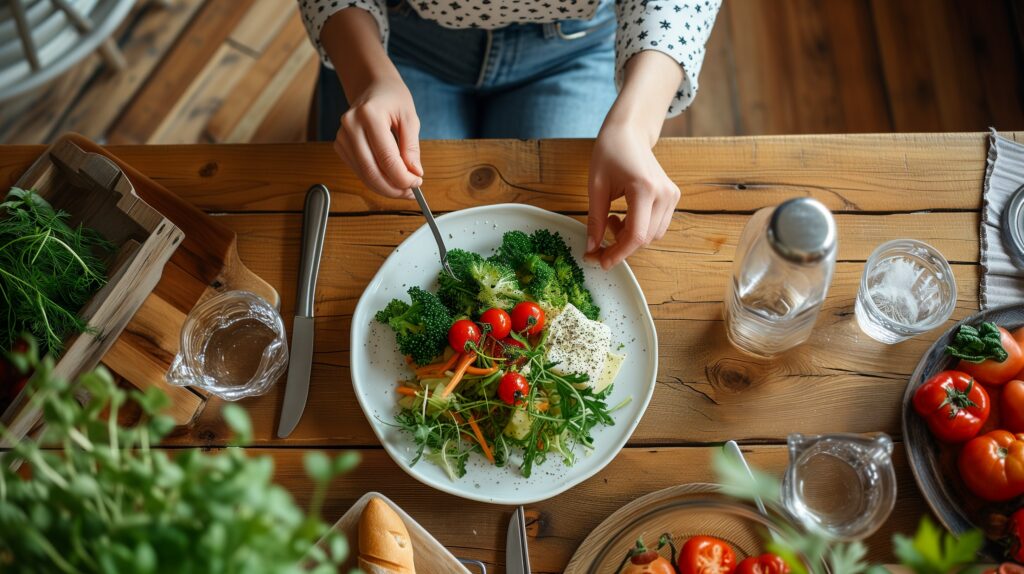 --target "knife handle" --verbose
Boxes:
[297,184,330,317]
